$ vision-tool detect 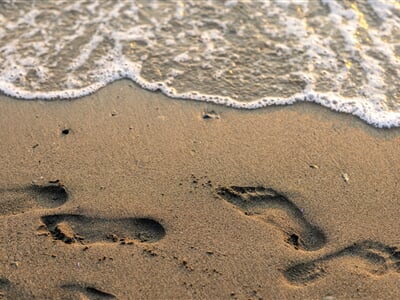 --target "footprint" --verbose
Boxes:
[0,277,30,299]
[61,283,116,299]
[284,240,400,285]
[40,214,166,244]
[0,183,68,216]
[217,186,326,251]
[0,277,10,299]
